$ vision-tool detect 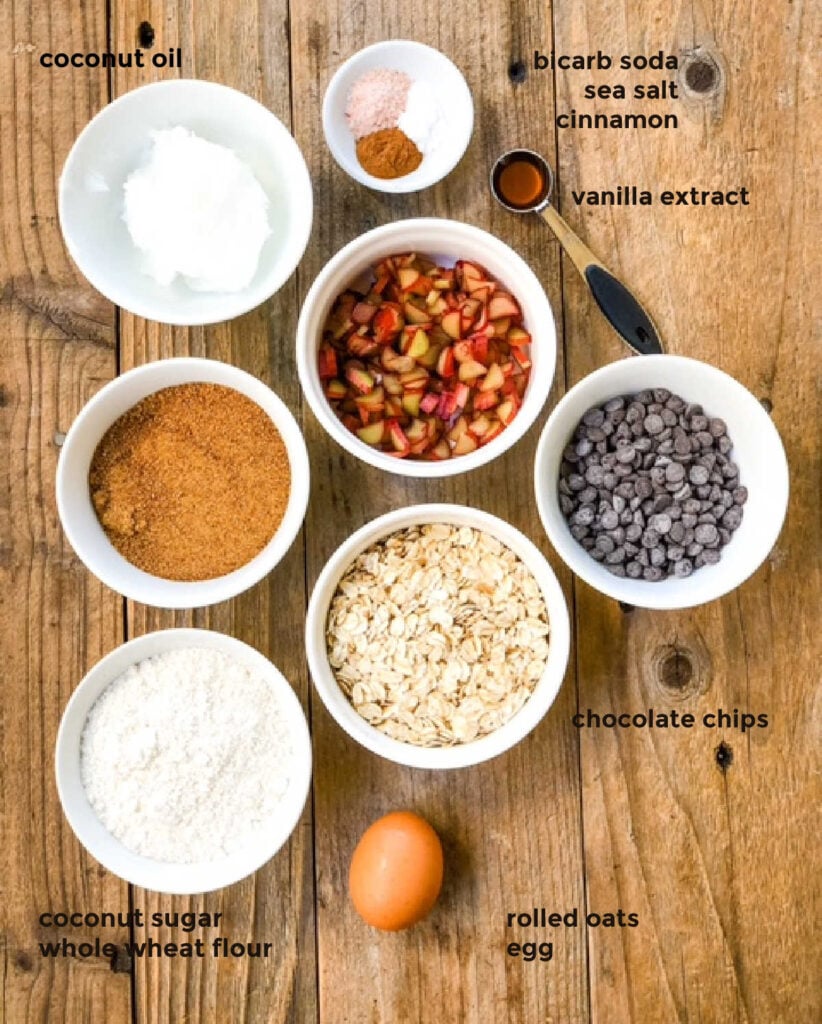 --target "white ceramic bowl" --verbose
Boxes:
[55,628,312,894]
[296,218,556,477]
[535,355,789,609]
[56,357,310,608]
[305,504,571,769]
[322,40,473,193]
[59,79,313,325]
